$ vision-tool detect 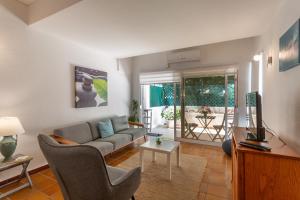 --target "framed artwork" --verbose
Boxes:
[279,19,300,72]
[75,66,108,108]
